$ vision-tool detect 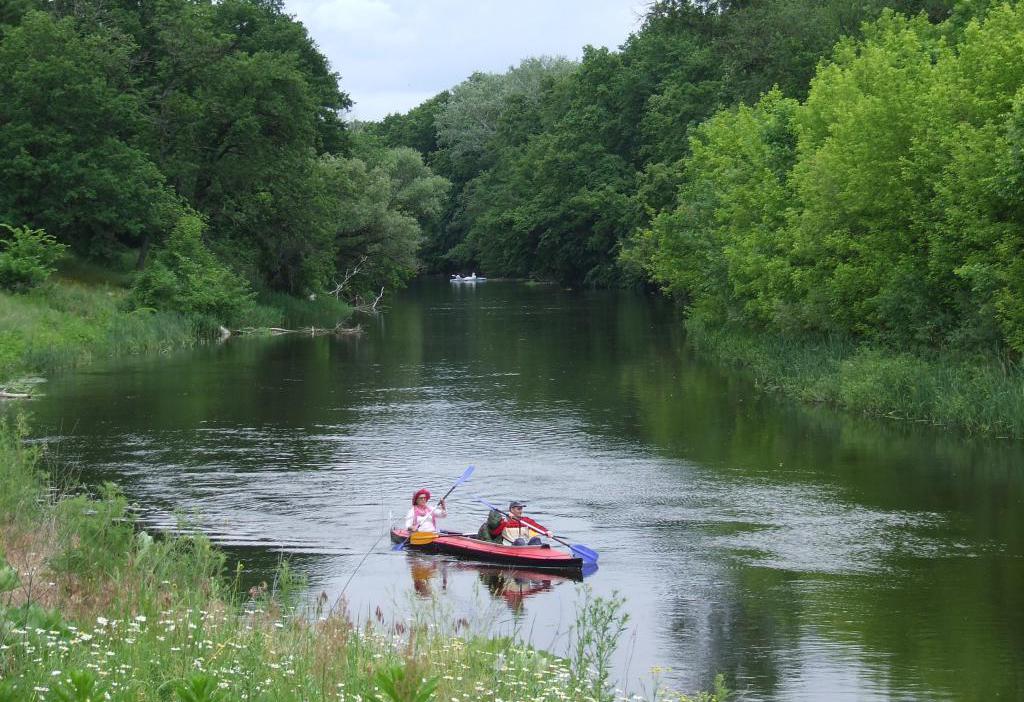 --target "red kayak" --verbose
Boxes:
[390,528,584,572]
